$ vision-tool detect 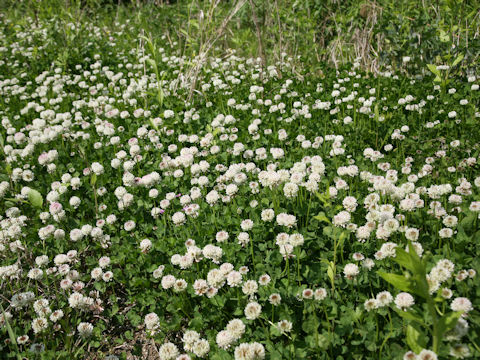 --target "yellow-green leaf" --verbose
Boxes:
[427,64,440,77]
[27,189,43,209]
[406,324,427,353]
[314,212,330,223]
[452,53,464,67]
